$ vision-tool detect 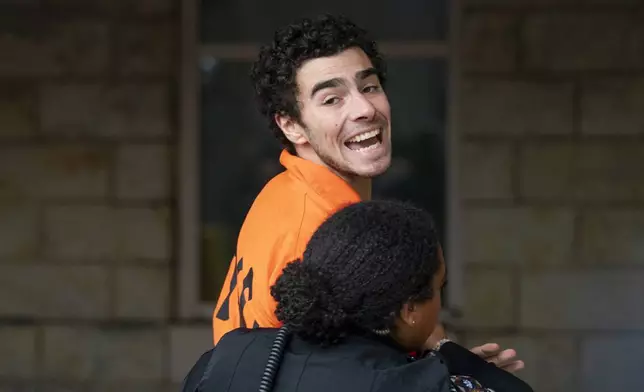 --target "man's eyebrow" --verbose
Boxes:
[356,67,378,81]
[310,78,344,98]
[309,68,379,98]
